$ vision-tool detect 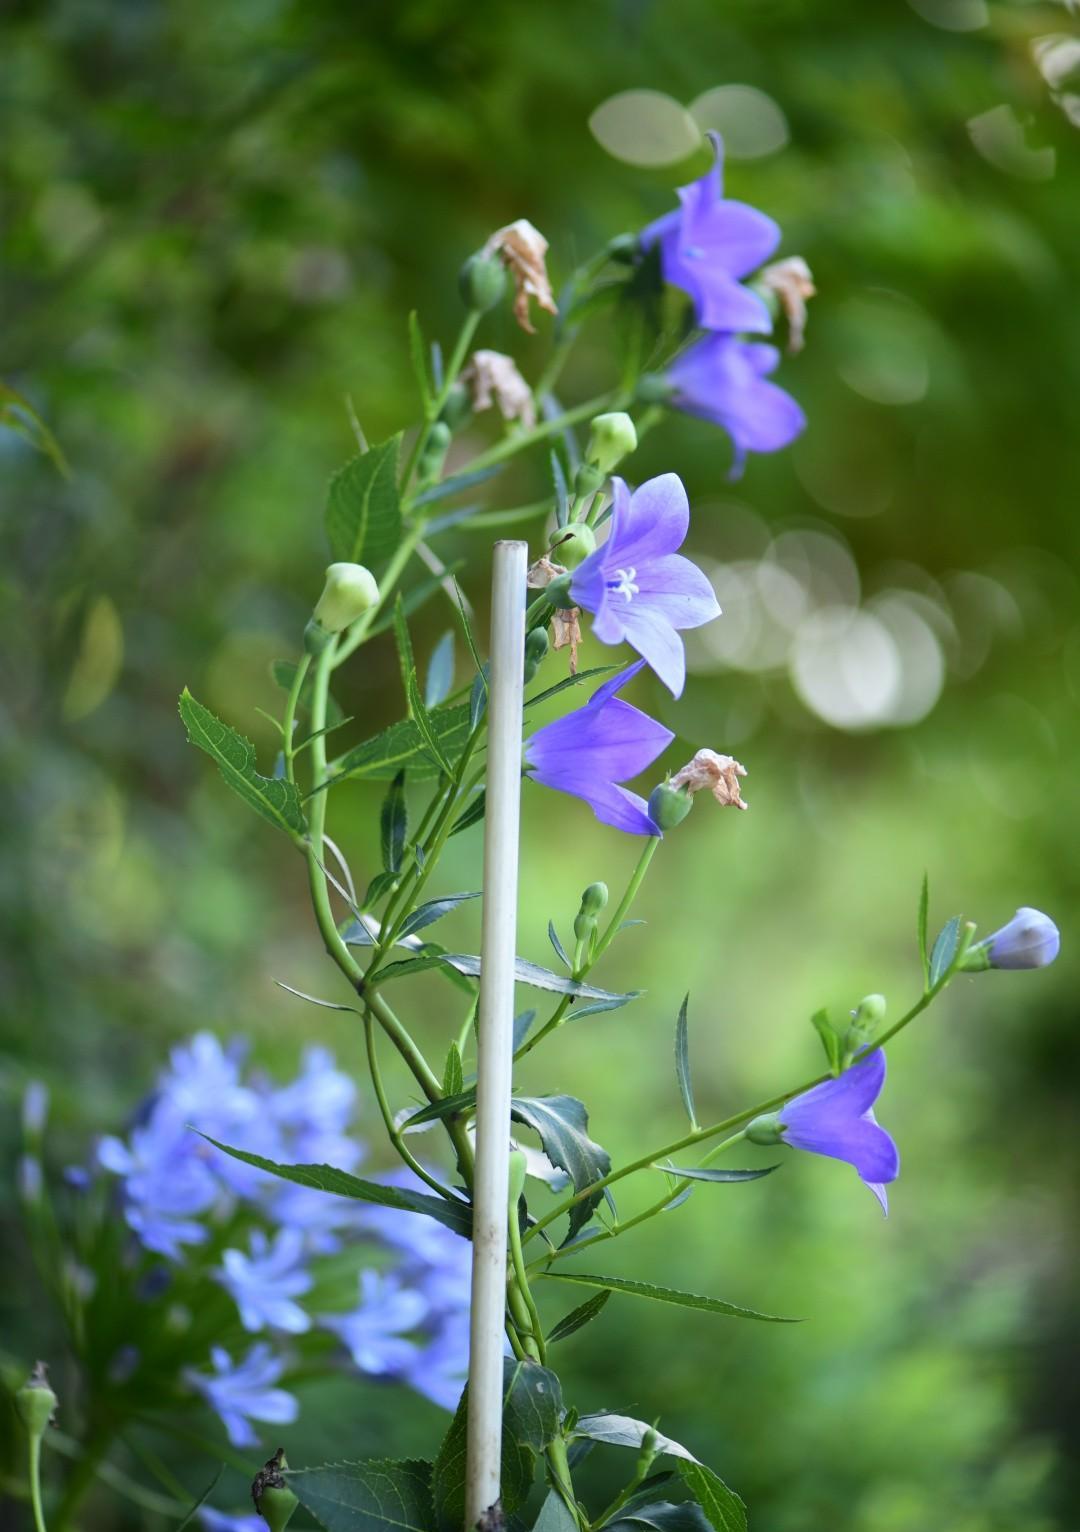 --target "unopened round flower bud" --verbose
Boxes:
[16,1363,58,1439]
[523,626,549,684]
[746,1112,786,1147]
[580,882,609,916]
[459,252,509,314]
[439,381,473,432]
[312,562,380,635]
[545,573,574,611]
[418,420,452,481]
[253,1449,299,1532]
[980,907,1060,971]
[551,523,596,570]
[852,994,886,1029]
[647,782,693,833]
[586,411,637,474]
